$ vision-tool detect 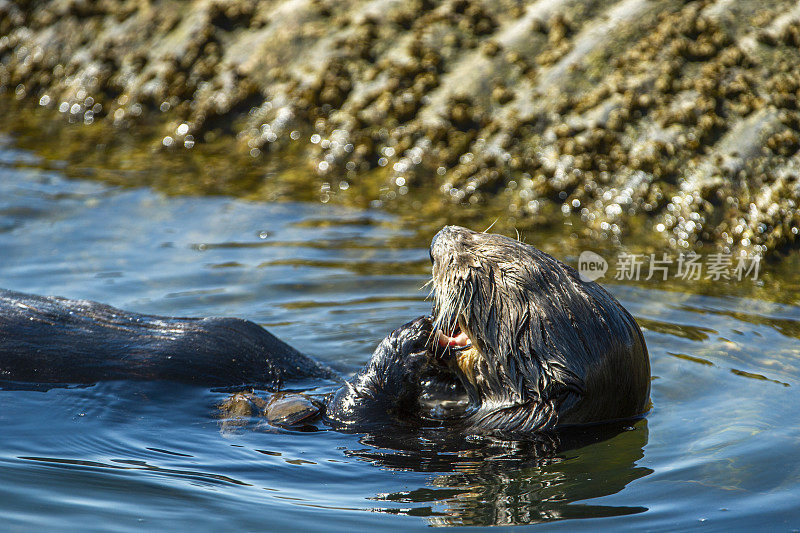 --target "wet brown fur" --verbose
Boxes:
[429,226,651,434]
